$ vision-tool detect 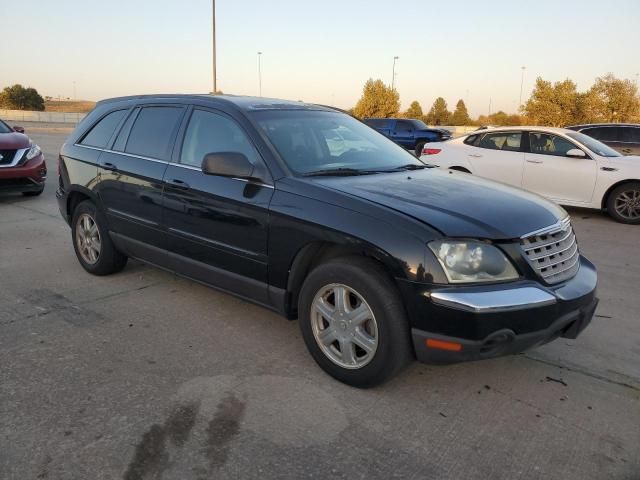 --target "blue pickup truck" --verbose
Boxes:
[364,118,451,156]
